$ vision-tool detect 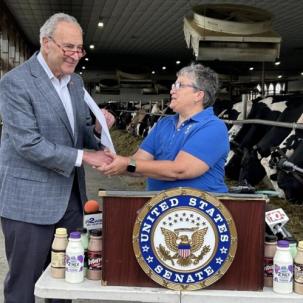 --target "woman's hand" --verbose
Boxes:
[96,153,130,175]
